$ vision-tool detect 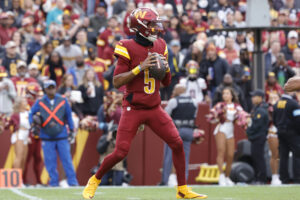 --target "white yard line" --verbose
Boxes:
[10,188,43,200]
